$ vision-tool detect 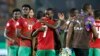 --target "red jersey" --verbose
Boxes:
[6,18,19,46]
[26,17,37,33]
[32,17,55,50]
[90,20,100,48]
[30,17,37,23]
[16,17,36,47]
